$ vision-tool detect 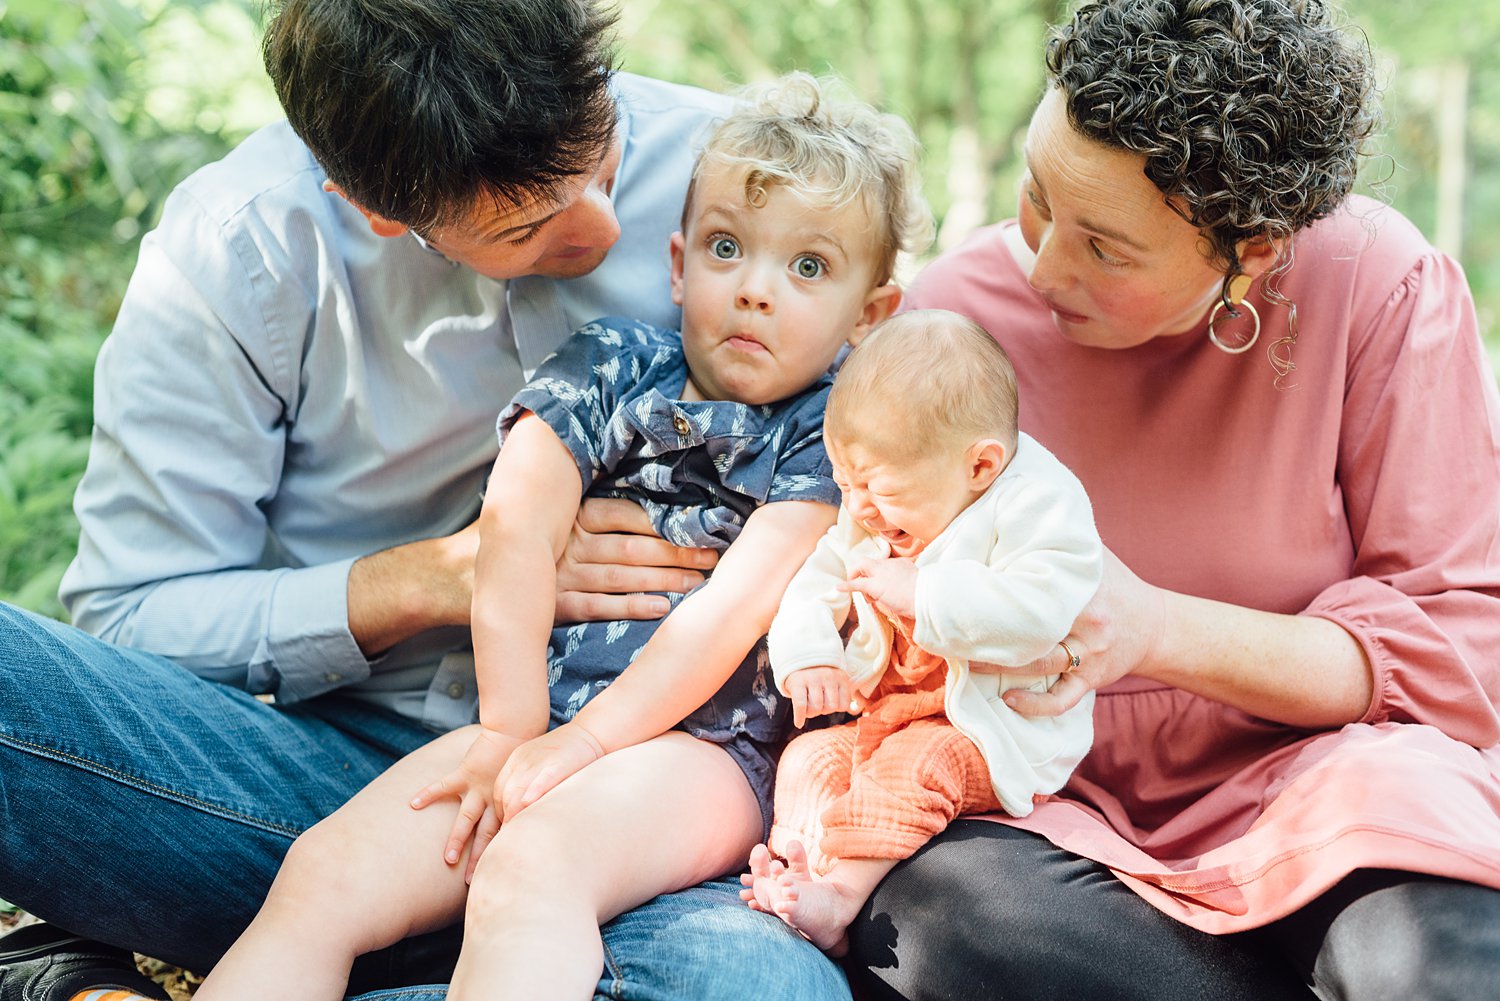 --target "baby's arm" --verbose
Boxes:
[495,499,839,818]
[411,413,584,861]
